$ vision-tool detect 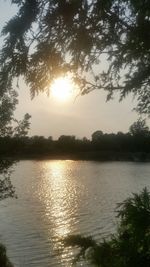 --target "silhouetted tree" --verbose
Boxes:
[58,135,76,143]
[0,90,18,137]
[47,136,53,141]
[1,130,150,157]
[64,188,150,267]
[14,113,31,137]
[82,137,90,143]
[129,118,149,137]
[58,135,76,152]
[1,0,150,113]
[92,131,103,142]
[0,91,31,138]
